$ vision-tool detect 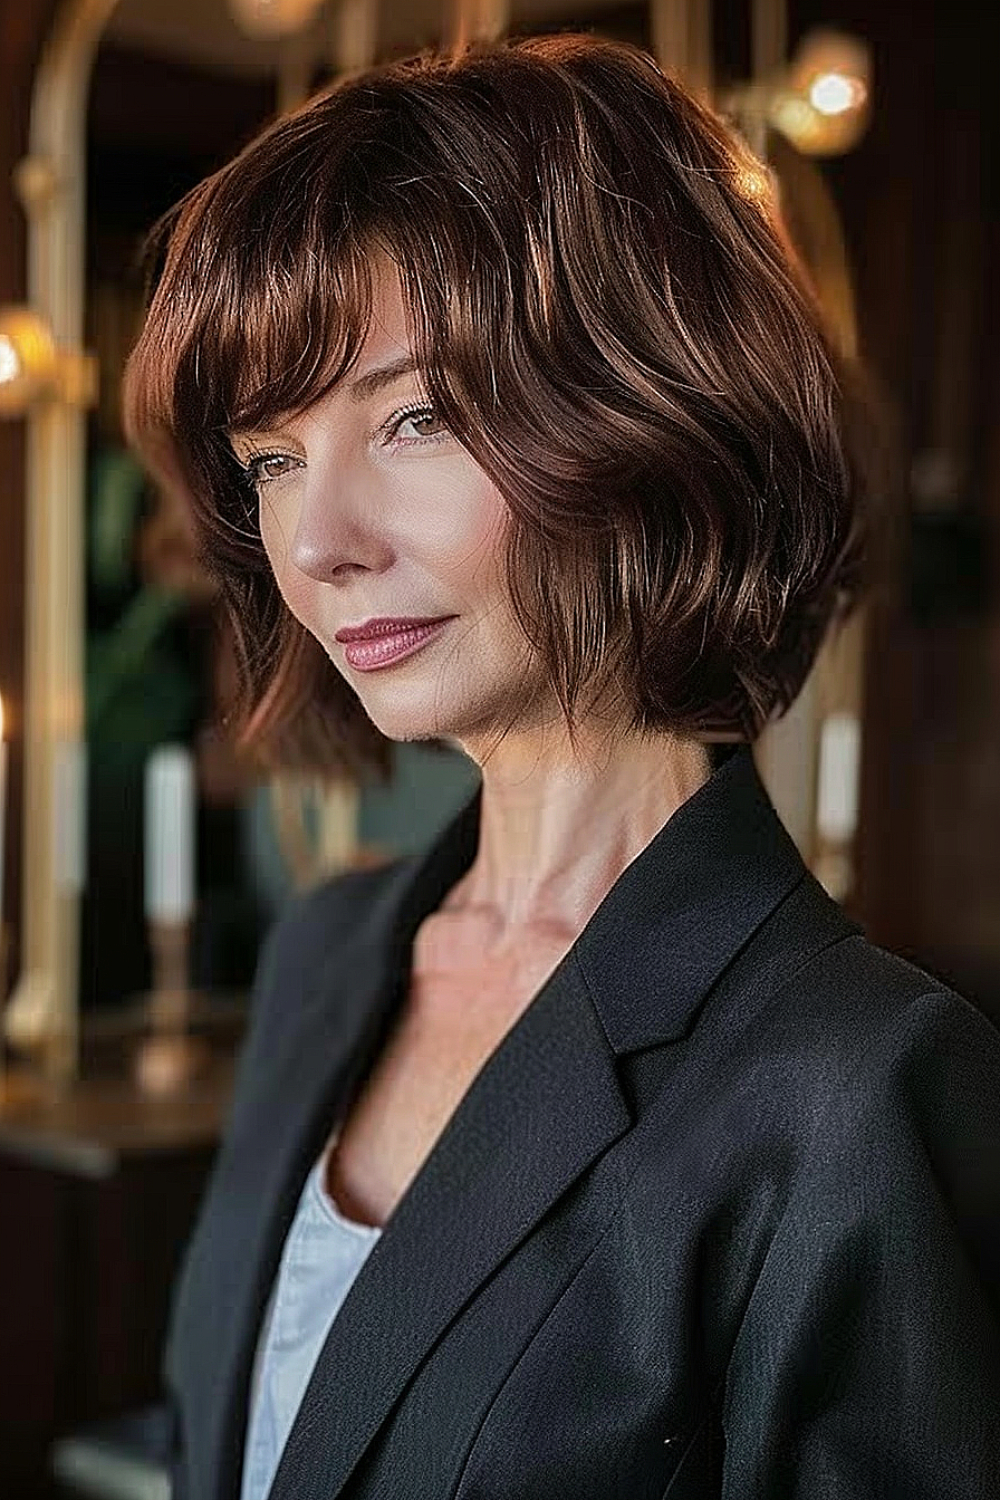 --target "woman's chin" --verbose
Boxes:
[357,700,461,746]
